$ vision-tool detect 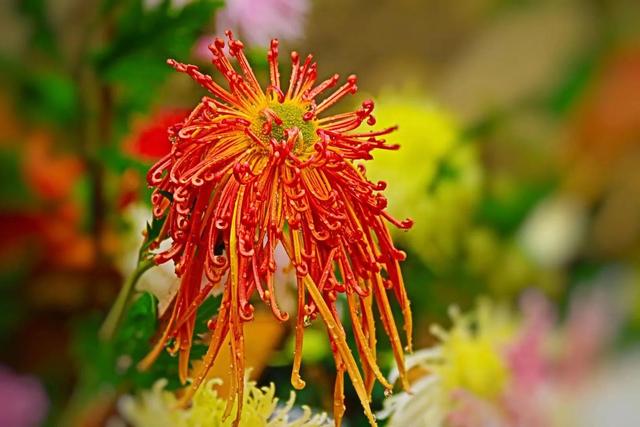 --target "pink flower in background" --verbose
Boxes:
[560,287,616,386]
[500,292,555,427]
[0,366,48,427]
[447,389,506,427]
[217,0,309,46]
[195,0,309,60]
[506,291,553,392]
